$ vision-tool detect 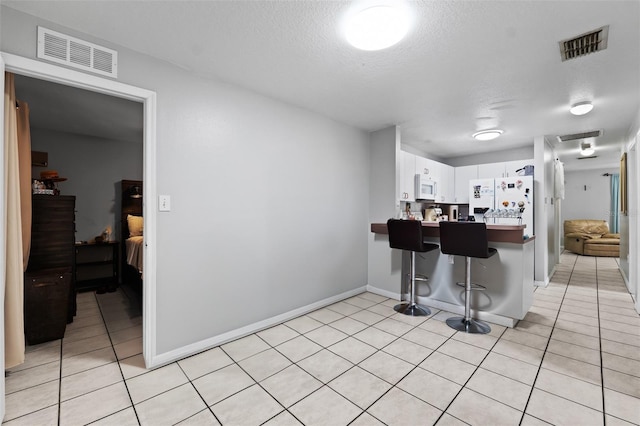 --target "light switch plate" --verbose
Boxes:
[159,195,171,211]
